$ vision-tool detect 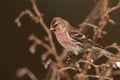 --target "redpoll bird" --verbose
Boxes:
[50,17,114,56]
